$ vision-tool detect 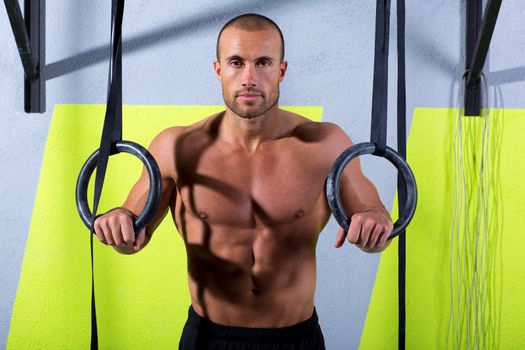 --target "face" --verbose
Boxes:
[214,27,288,119]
